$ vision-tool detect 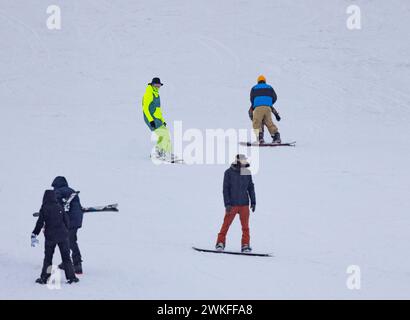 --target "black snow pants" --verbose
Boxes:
[69,228,82,266]
[41,239,75,280]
